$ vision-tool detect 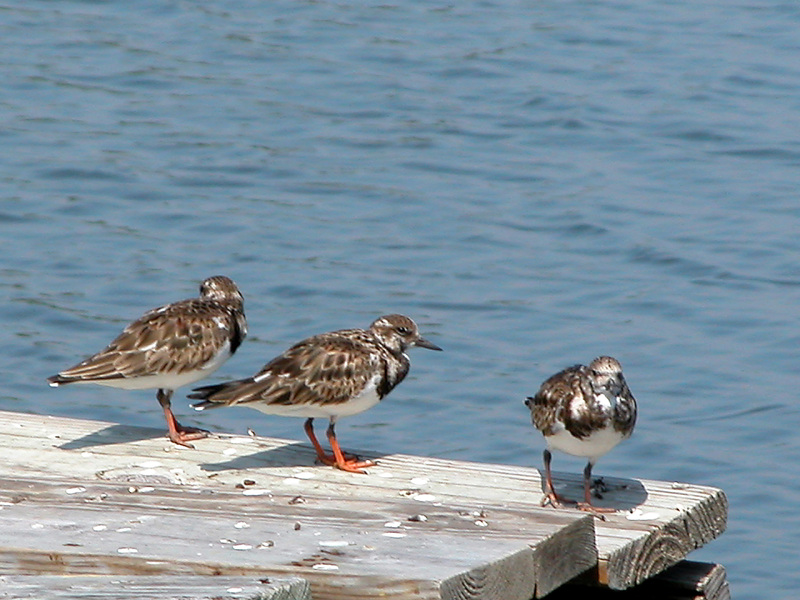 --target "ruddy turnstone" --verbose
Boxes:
[524,356,637,513]
[189,314,442,473]
[47,276,247,448]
